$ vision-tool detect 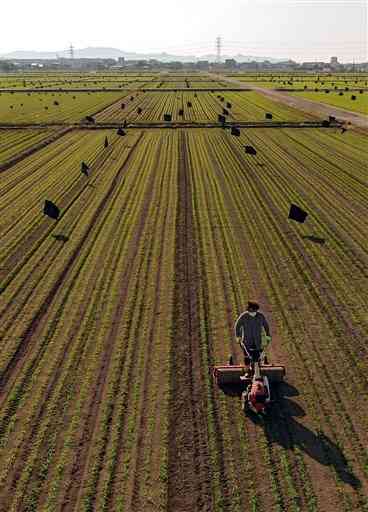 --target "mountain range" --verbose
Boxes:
[0,47,285,63]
